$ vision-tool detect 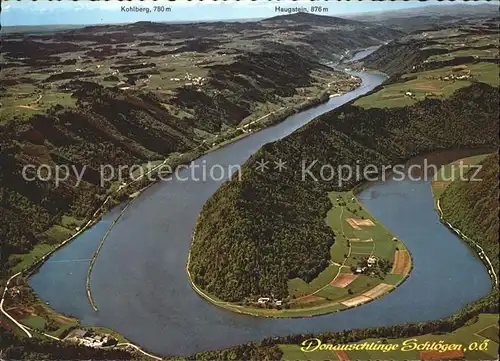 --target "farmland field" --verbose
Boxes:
[355,62,499,109]
[192,189,411,318]
[284,190,409,312]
